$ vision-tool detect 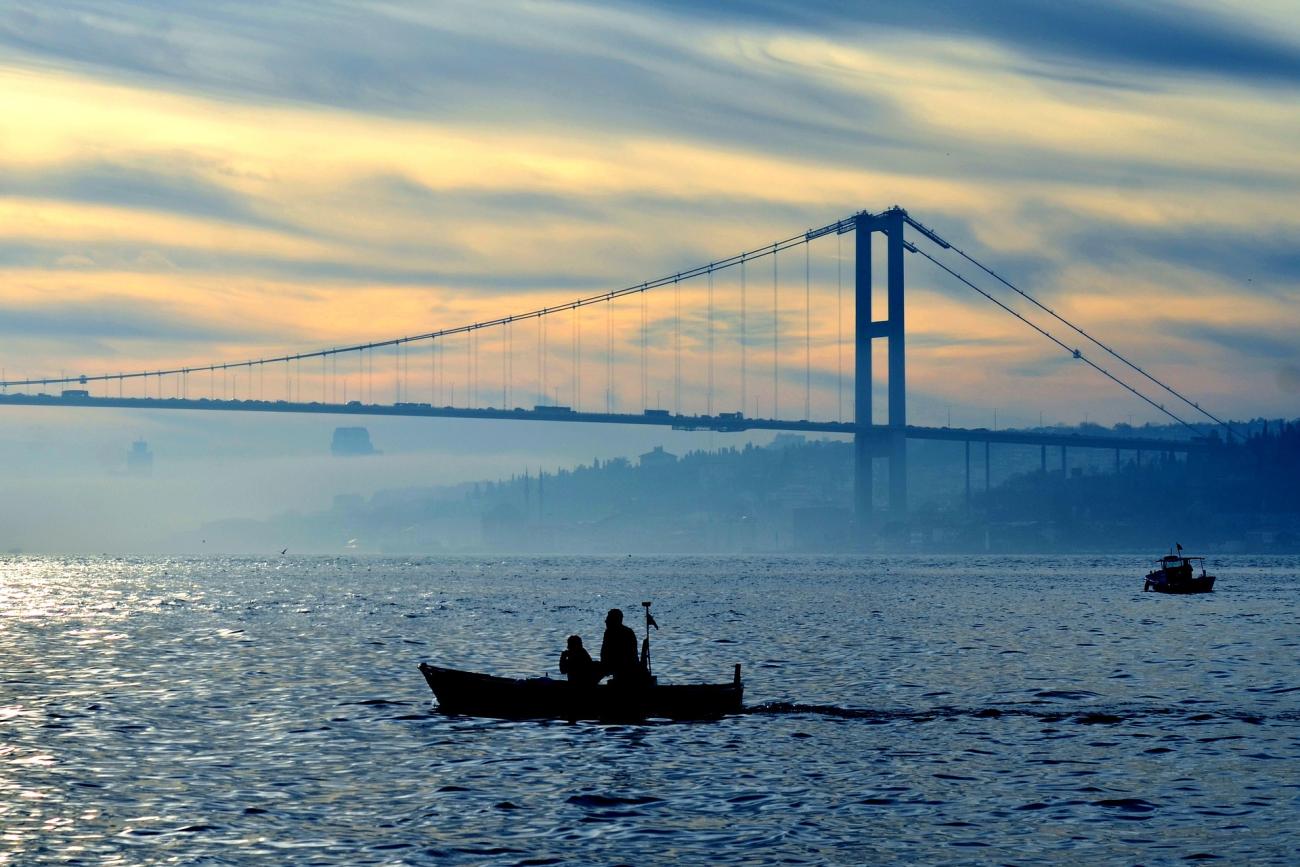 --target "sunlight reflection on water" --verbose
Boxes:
[2,554,1298,864]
